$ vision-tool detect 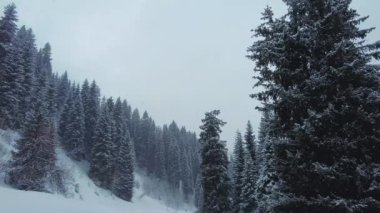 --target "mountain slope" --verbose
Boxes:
[0,129,192,213]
